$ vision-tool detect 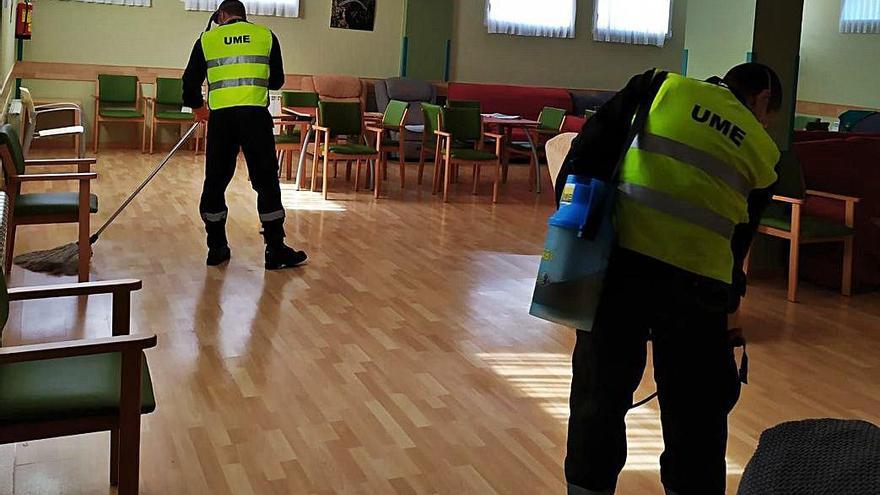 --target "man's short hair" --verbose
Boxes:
[724,63,783,113]
[218,0,247,19]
